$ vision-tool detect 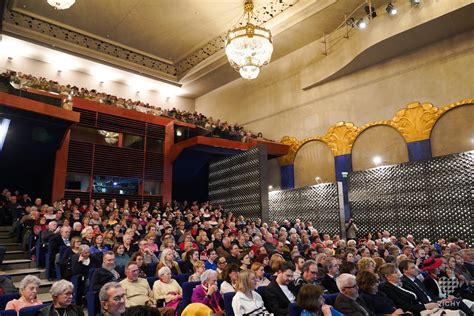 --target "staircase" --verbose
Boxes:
[0,226,52,303]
